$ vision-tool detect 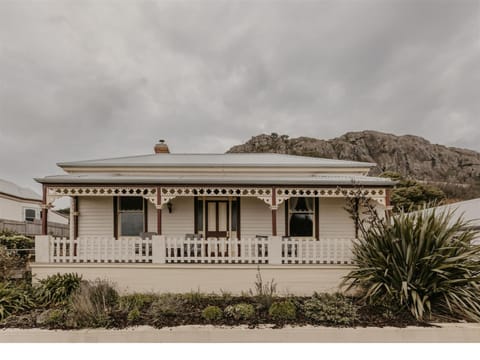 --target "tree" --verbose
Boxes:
[380,172,445,211]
